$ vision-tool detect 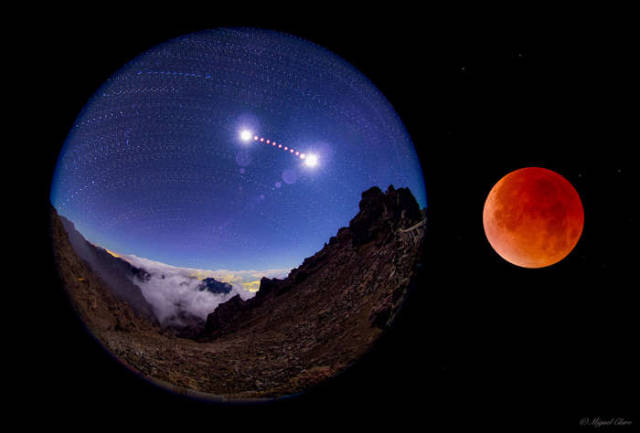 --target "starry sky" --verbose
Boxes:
[50,28,426,271]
